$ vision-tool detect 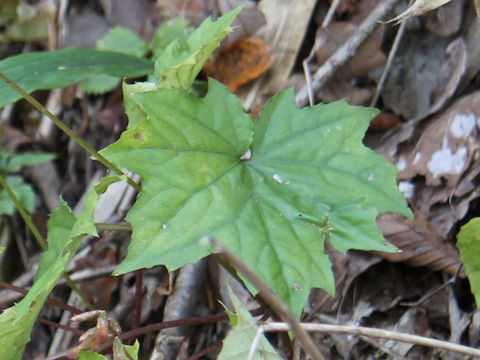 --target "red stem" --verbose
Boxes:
[0,281,83,315]
[133,269,144,330]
